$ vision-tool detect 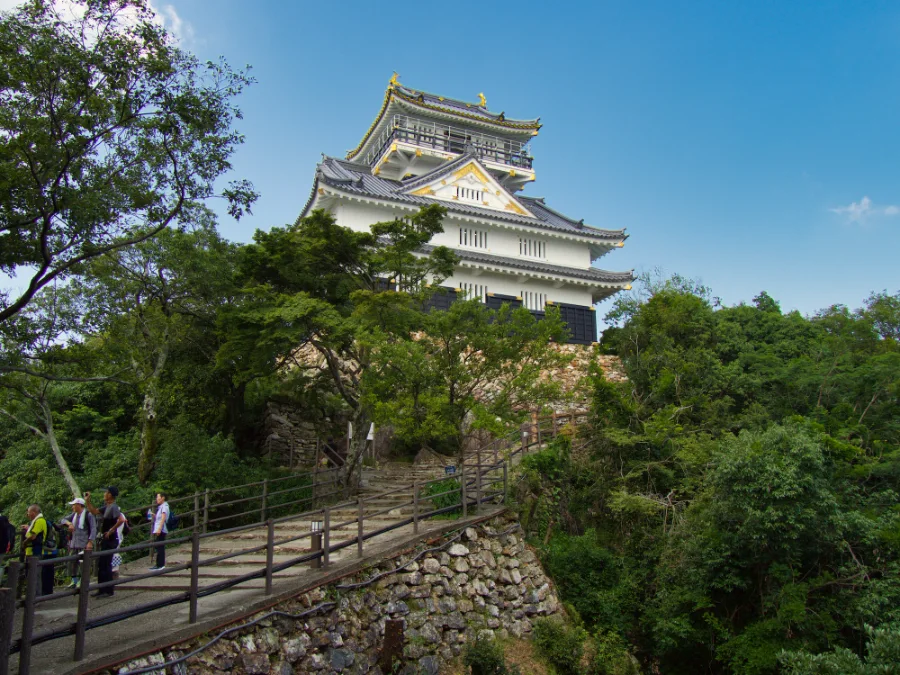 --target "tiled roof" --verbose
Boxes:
[422,244,634,285]
[392,83,541,129]
[302,157,627,242]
